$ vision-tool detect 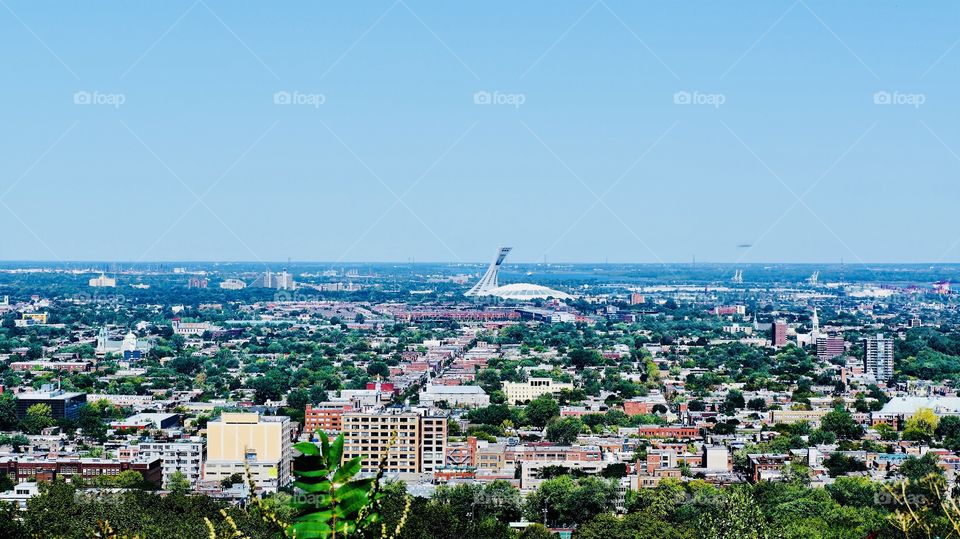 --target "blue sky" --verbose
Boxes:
[1,1,959,263]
